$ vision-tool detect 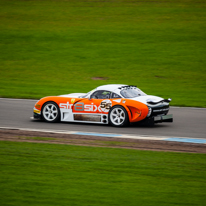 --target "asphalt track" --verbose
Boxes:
[0,98,206,139]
